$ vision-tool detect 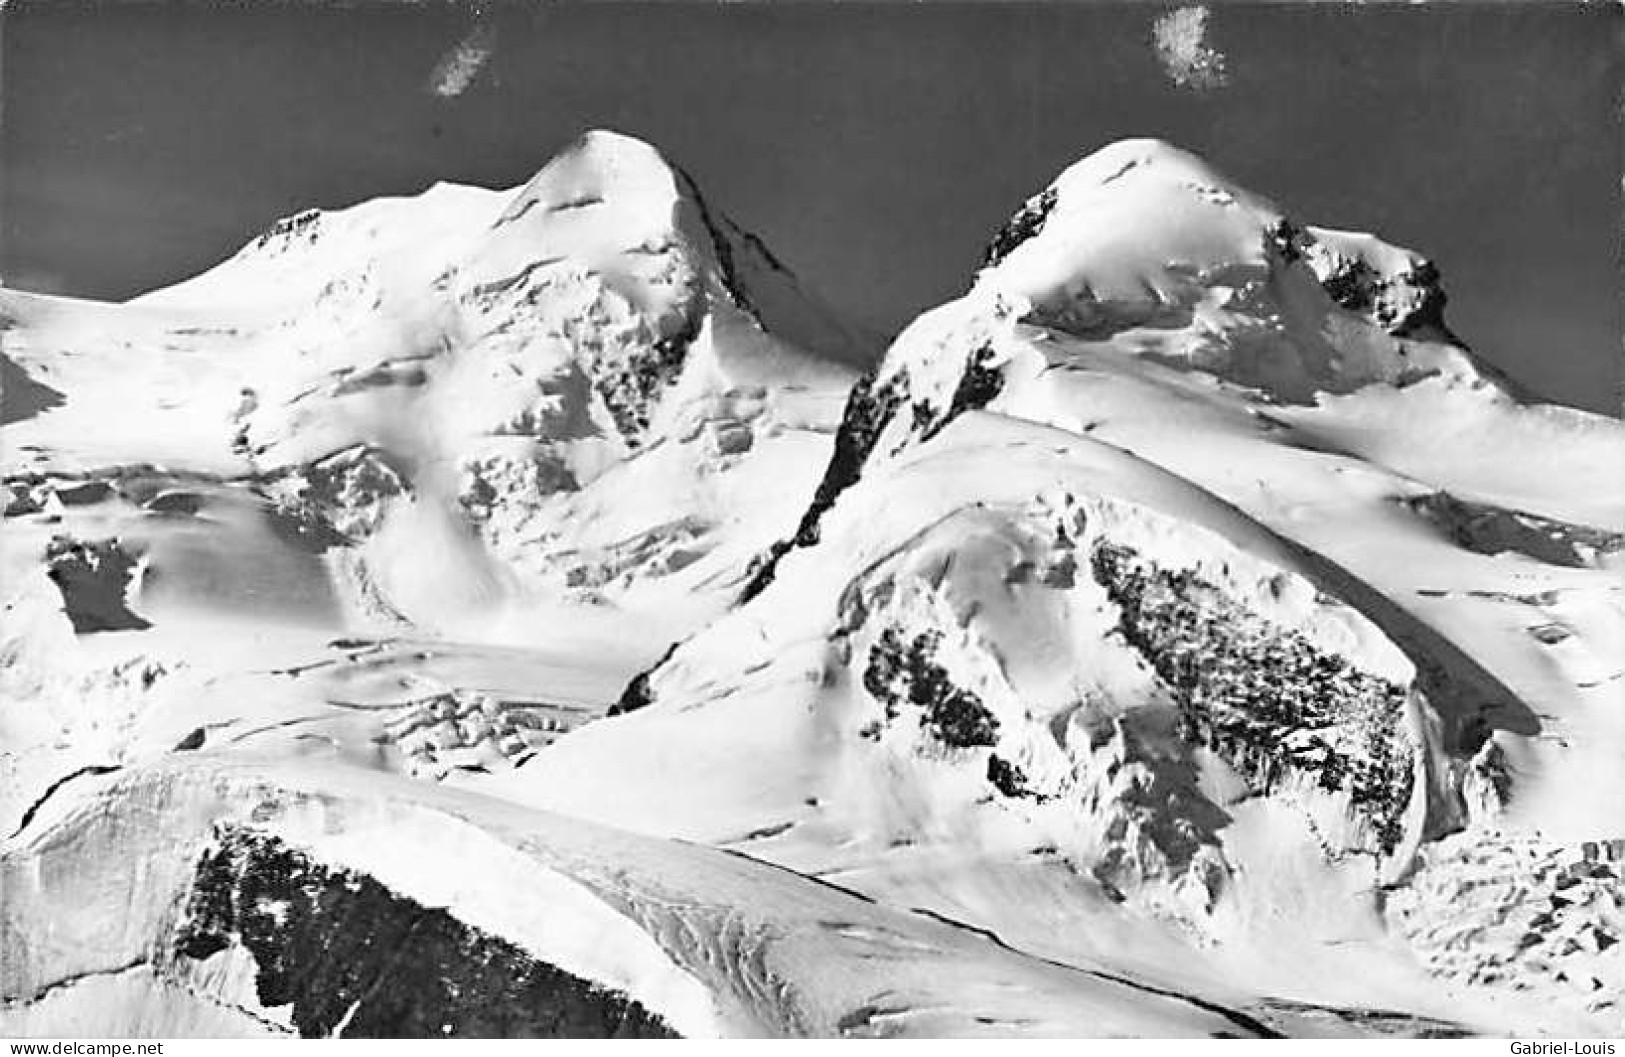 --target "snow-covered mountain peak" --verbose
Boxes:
[501,129,681,216]
[735,139,1521,602]
[220,131,684,279]
[969,137,1488,402]
[979,137,1282,292]
[463,128,867,370]
[1,130,874,651]
[475,130,688,281]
